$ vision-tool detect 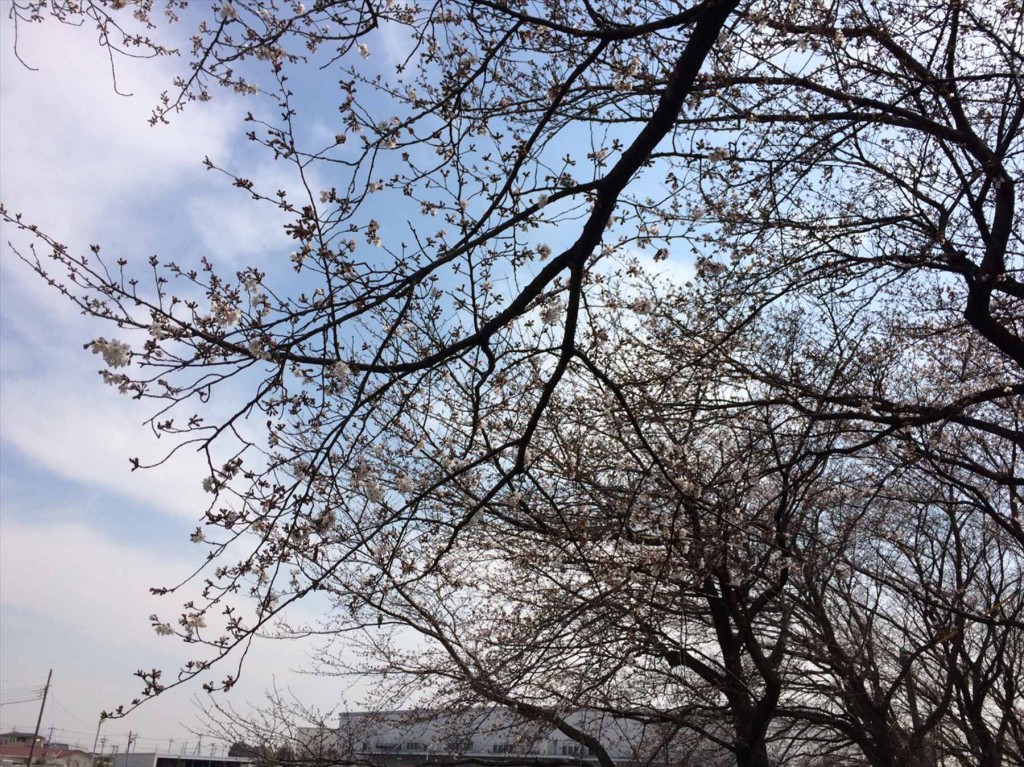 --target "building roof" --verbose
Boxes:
[0,745,90,759]
[112,756,251,762]
[109,754,254,767]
